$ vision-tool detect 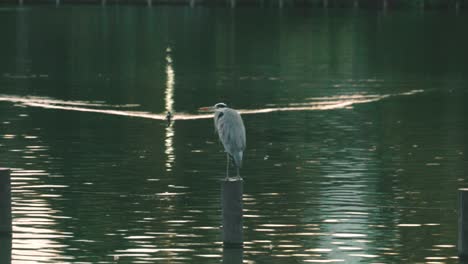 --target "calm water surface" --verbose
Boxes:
[1,6,468,264]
